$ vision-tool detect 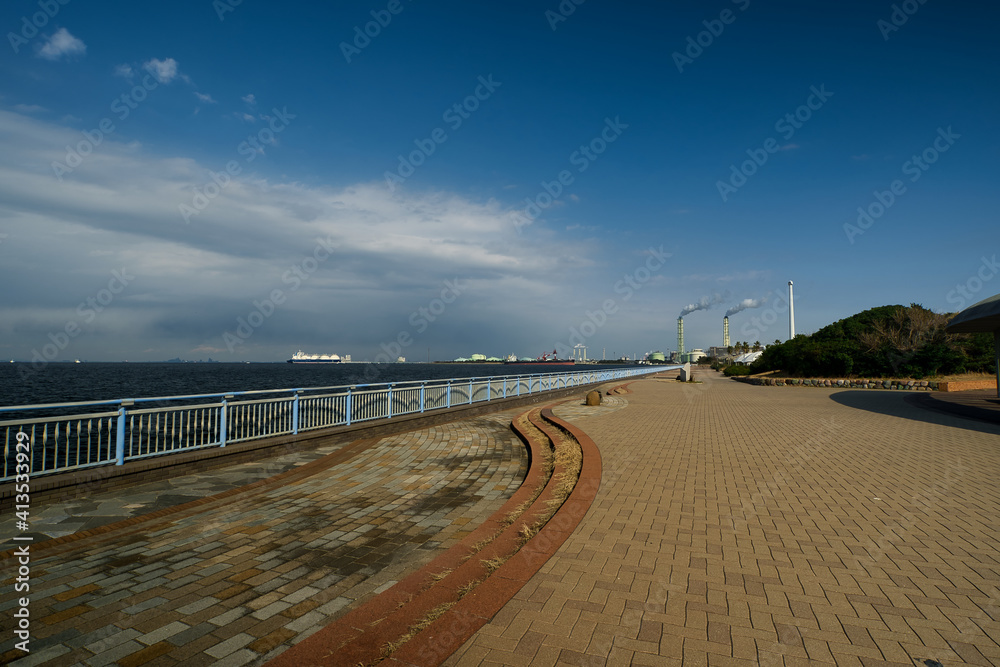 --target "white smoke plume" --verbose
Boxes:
[725,297,768,318]
[679,293,728,317]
